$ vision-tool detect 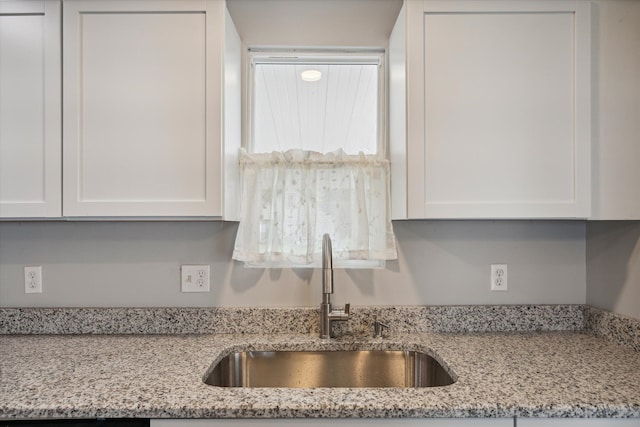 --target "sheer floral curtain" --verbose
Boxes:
[232,148,397,267]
